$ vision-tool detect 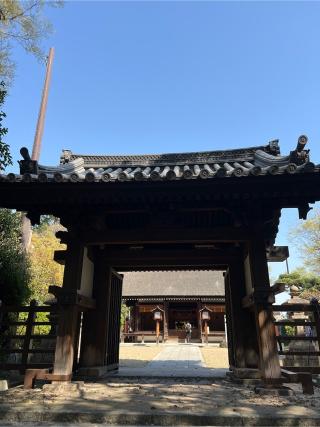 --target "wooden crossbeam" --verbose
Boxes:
[278,351,320,356]
[274,320,315,326]
[24,369,71,389]
[277,336,318,342]
[281,369,314,395]
[284,366,320,374]
[273,304,316,312]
